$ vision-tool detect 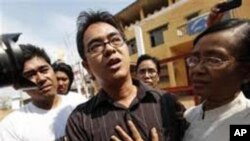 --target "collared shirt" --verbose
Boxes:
[183,92,250,141]
[66,80,188,141]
